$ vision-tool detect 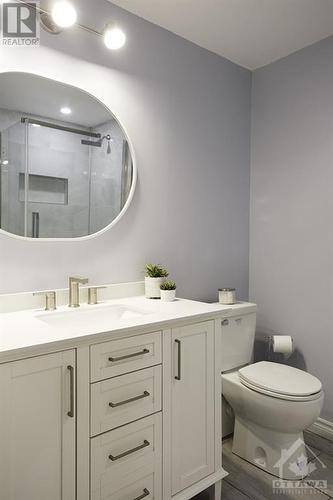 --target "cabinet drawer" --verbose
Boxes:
[91,366,162,436]
[91,414,162,500]
[90,332,162,382]
[92,468,155,500]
